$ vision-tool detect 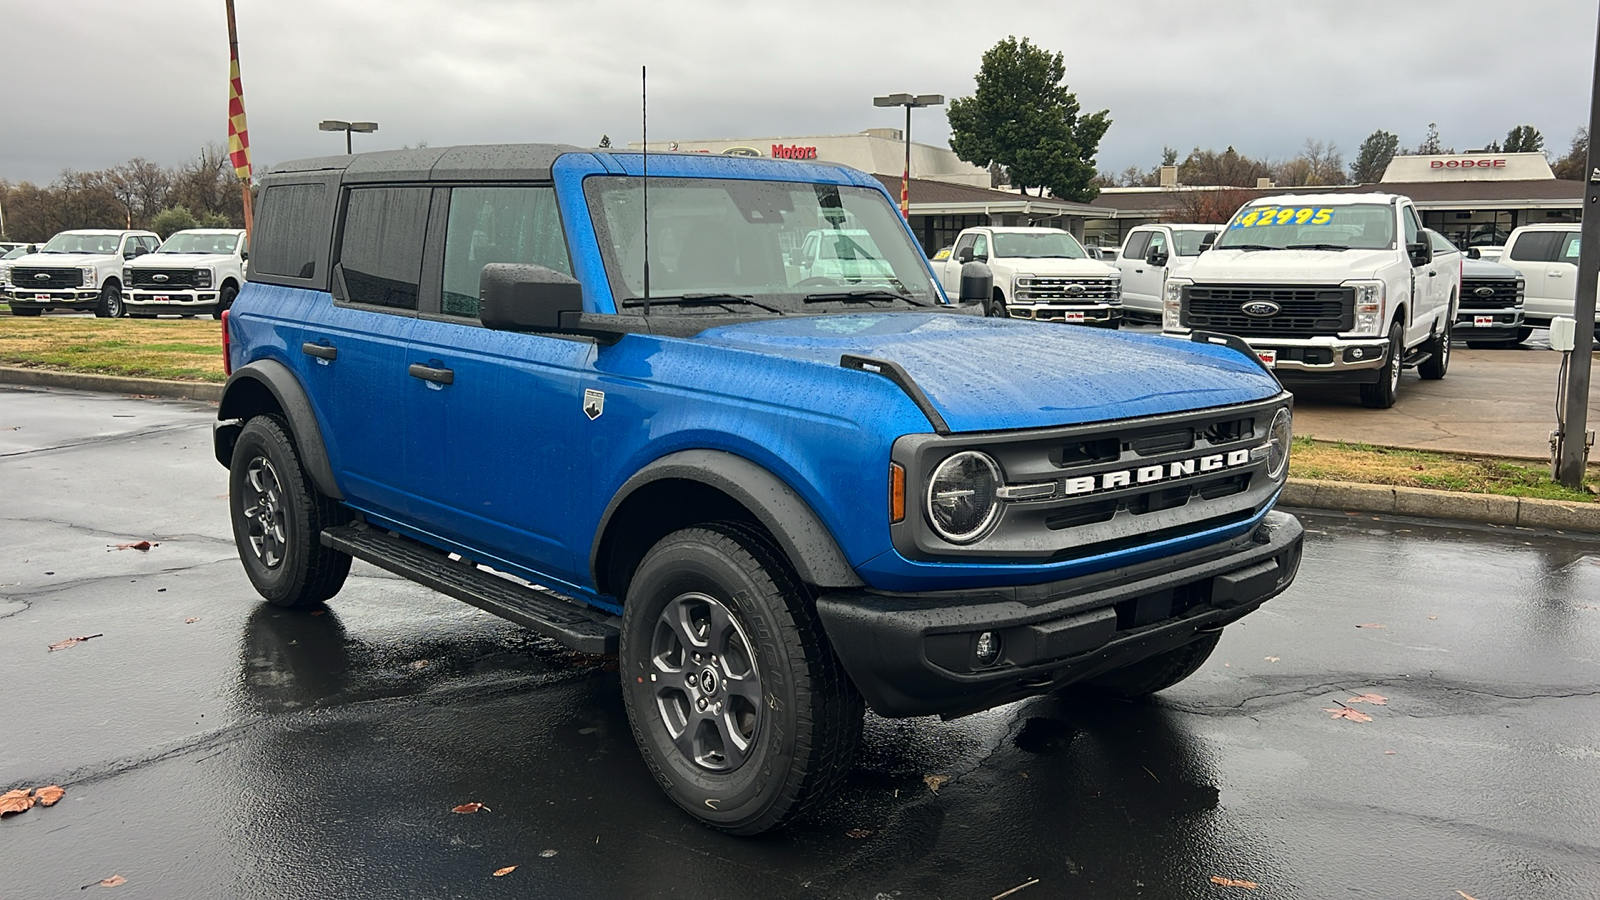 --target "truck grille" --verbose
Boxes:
[1184,285,1353,337]
[1015,277,1119,303]
[10,267,83,290]
[130,269,198,289]
[1459,278,1521,311]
